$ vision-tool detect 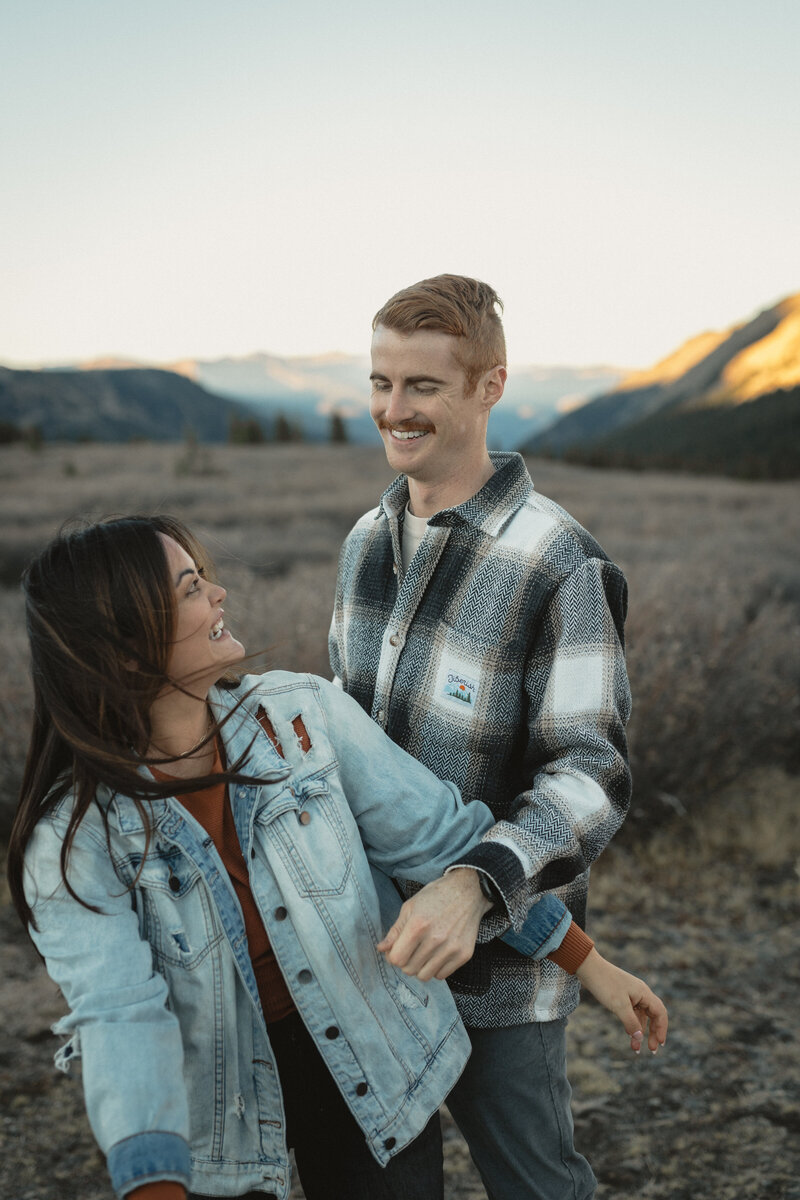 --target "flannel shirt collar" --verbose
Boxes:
[377,451,533,537]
